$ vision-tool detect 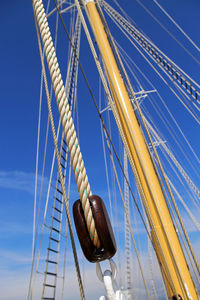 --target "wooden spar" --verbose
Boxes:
[83,1,198,299]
